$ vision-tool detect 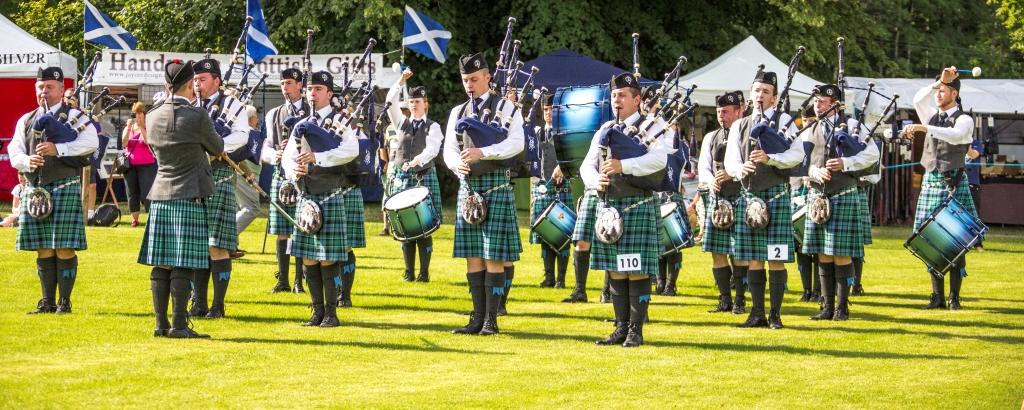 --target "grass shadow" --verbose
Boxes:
[646,339,963,360]
[218,336,512,355]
